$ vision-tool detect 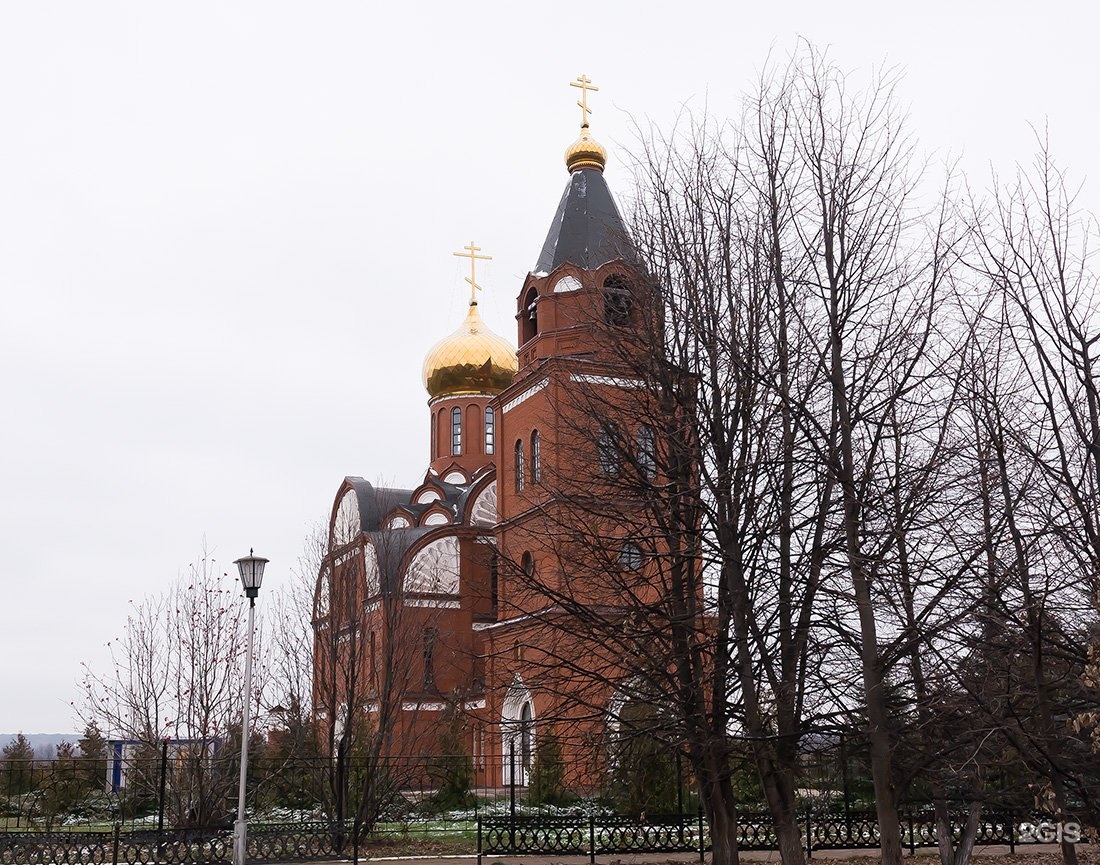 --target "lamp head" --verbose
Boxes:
[234,549,268,599]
